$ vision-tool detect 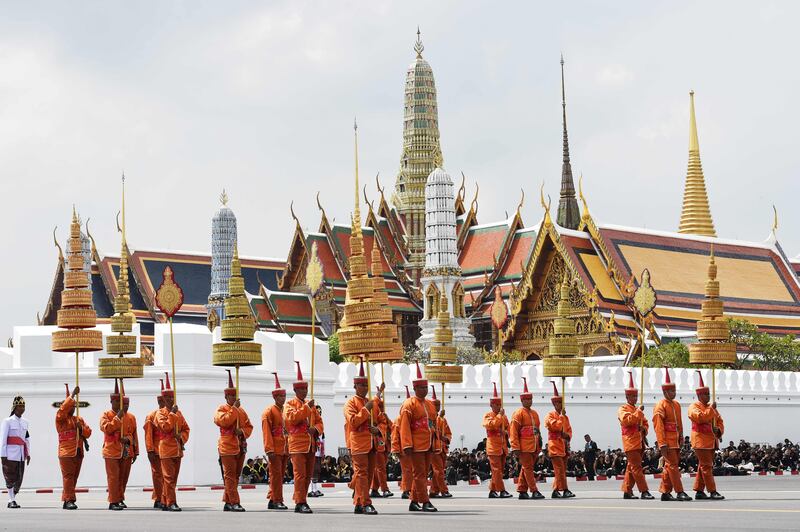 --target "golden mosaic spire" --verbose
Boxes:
[543,275,584,378]
[51,208,104,354]
[689,247,736,365]
[339,122,395,361]
[678,91,717,237]
[212,243,263,367]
